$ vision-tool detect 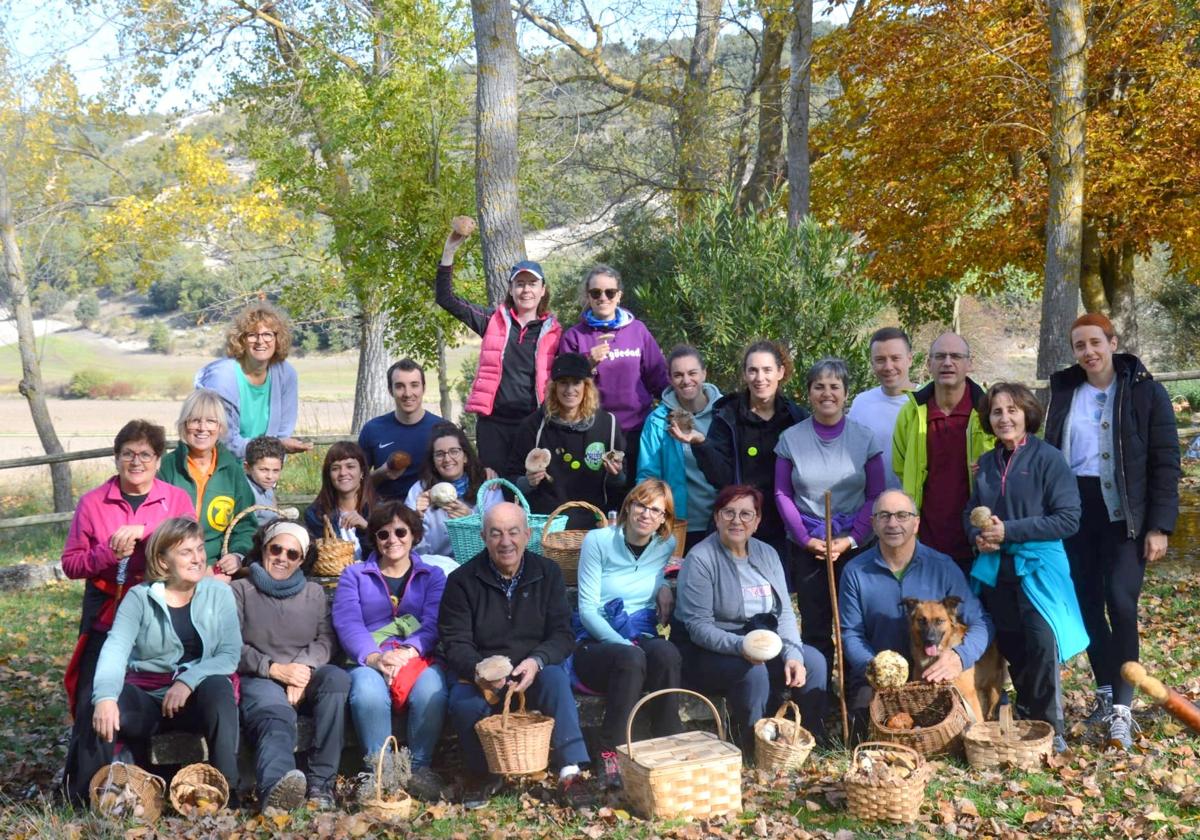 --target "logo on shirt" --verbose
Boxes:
[584,441,606,471]
[207,495,235,532]
[743,584,771,598]
[605,348,642,360]
[377,441,394,449]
